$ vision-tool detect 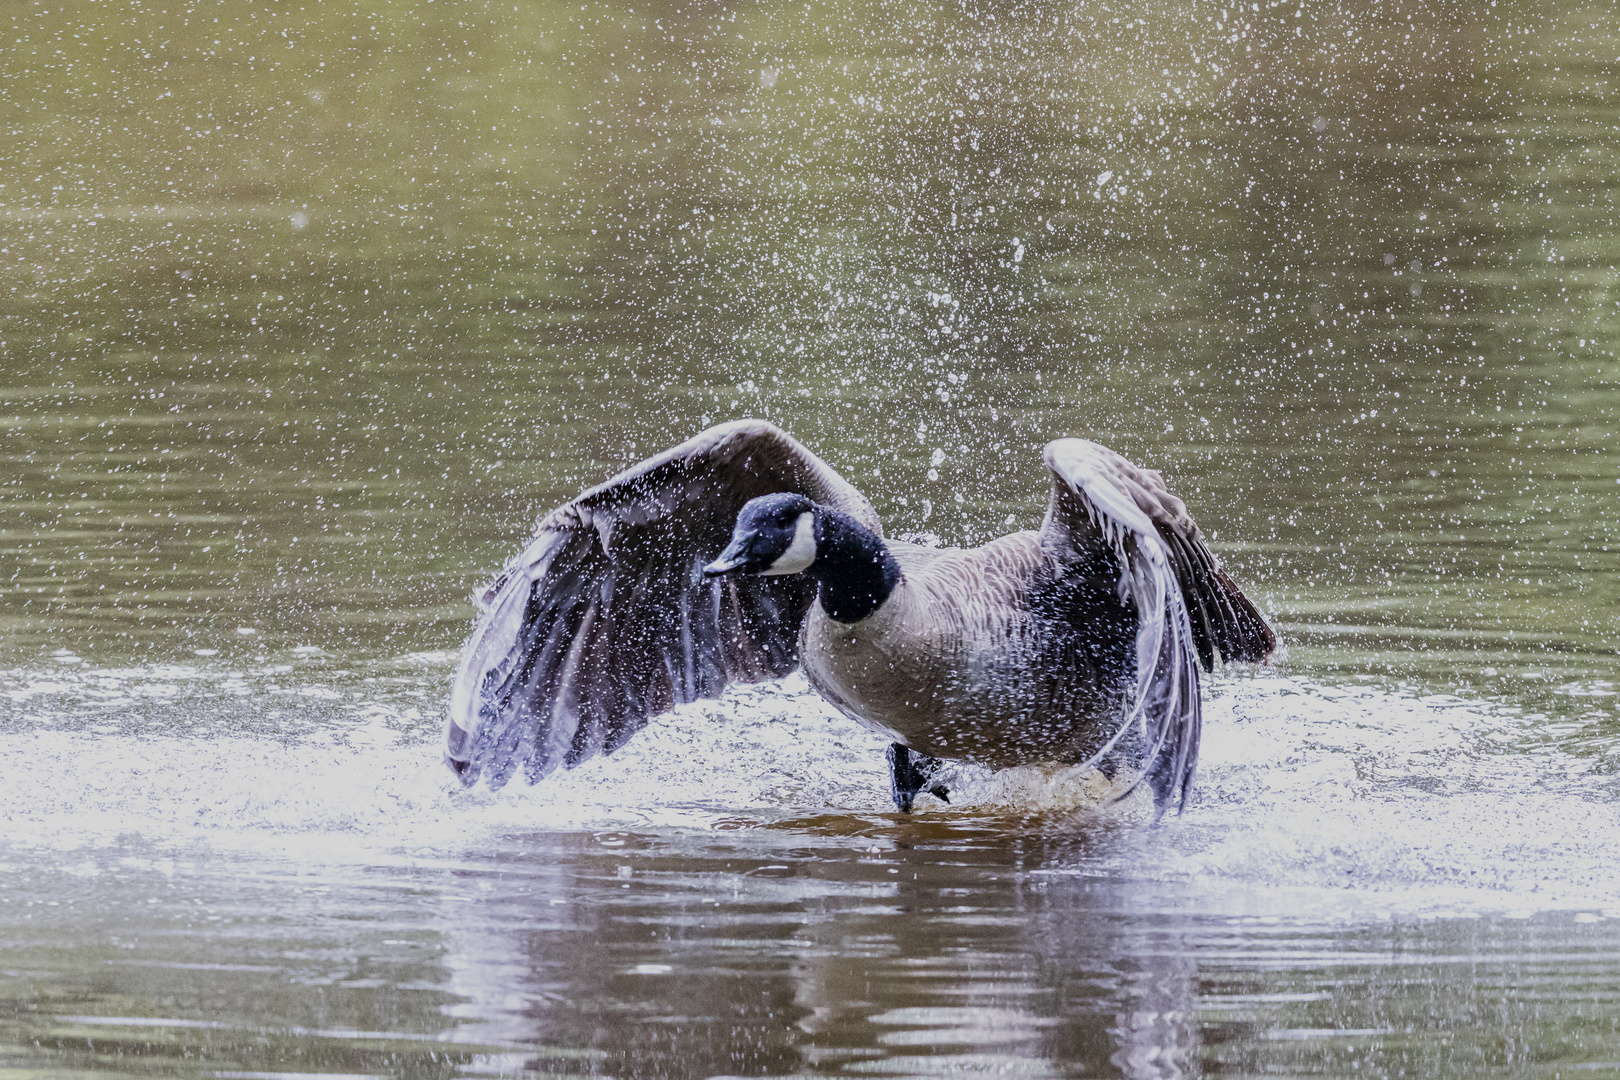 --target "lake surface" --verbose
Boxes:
[2,0,1619,1075]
